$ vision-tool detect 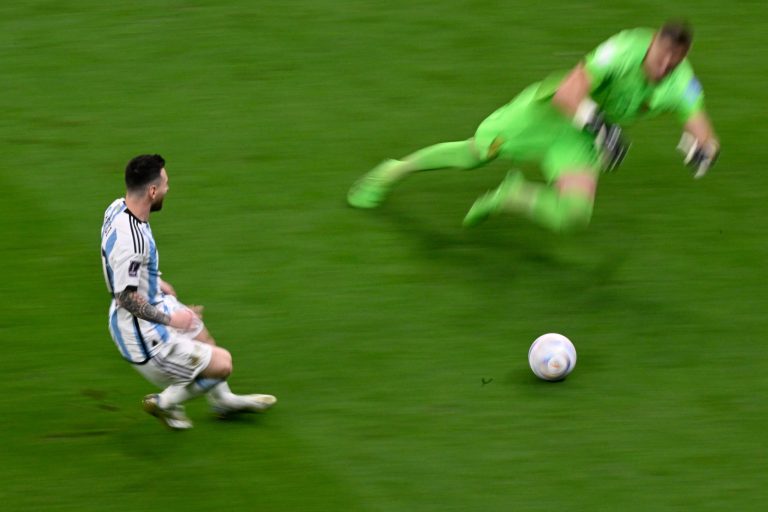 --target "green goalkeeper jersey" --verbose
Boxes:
[537,28,705,125]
